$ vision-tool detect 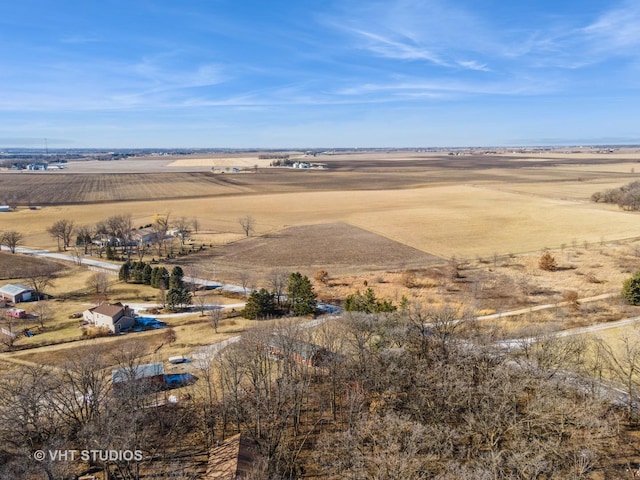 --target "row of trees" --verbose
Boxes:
[47,213,200,258]
[118,262,192,311]
[591,180,640,210]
